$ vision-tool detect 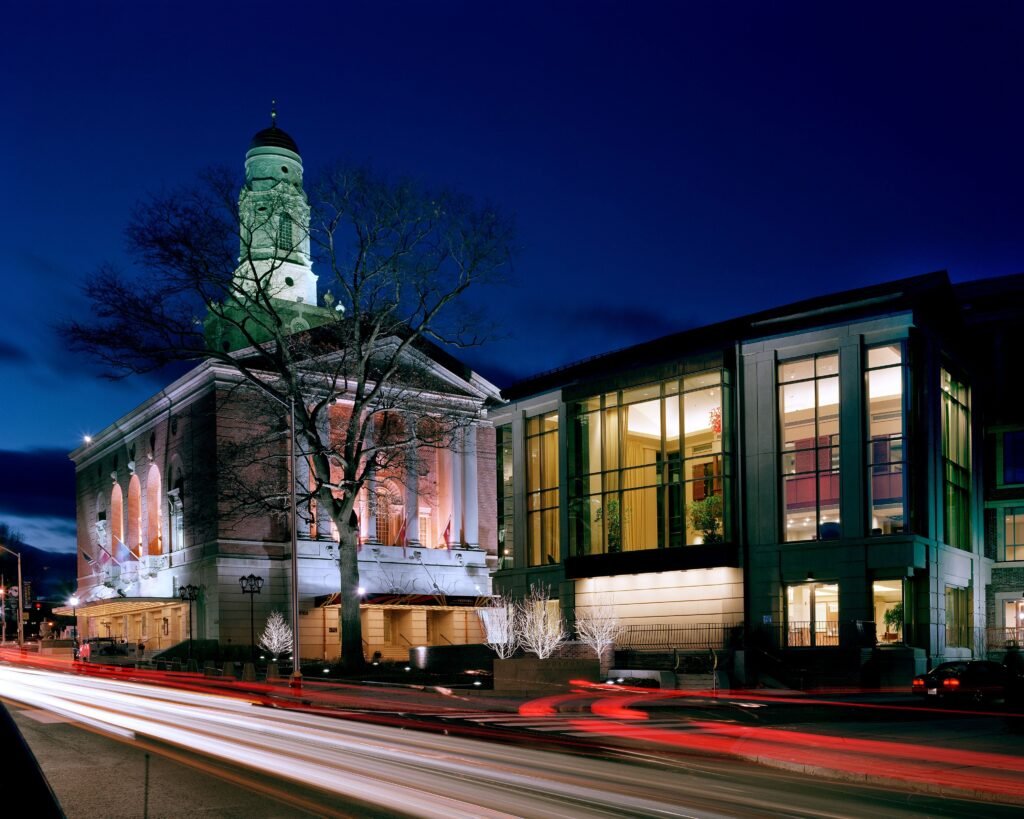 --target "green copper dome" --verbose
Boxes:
[249,125,300,155]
